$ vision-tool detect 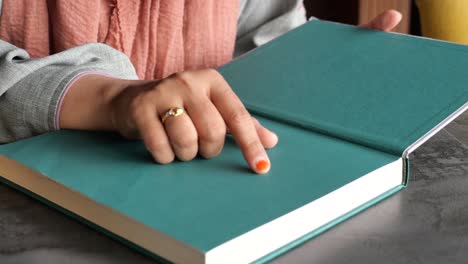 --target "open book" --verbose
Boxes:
[0,21,467,264]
